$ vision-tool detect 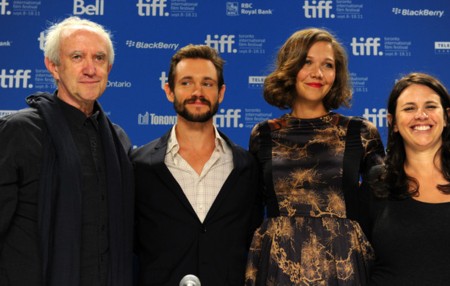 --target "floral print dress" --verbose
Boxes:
[245,113,385,286]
